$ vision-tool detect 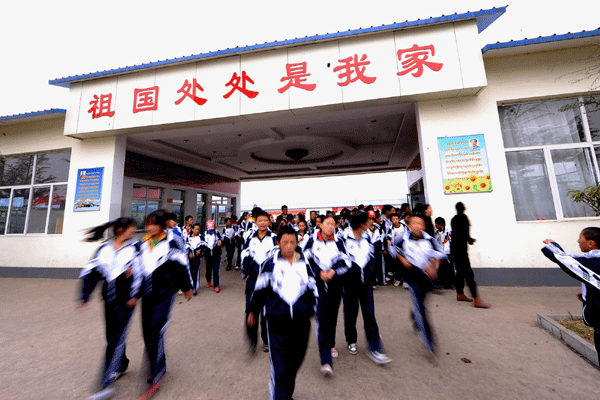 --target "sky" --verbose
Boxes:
[1,0,598,208]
